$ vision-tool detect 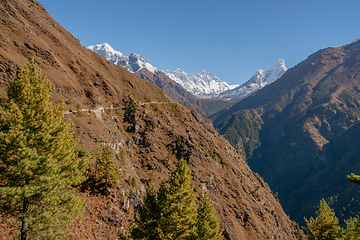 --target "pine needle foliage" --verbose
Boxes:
[0,60,88,239]
[194,192,223,240]
[130,188,165,240]
[93,144,119,188]
[158,158,197,239]
[341,217,360,240]
[347,173,360,185]
[130,158,198,240]
[345,173,360,239]
[304,199,341,240]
